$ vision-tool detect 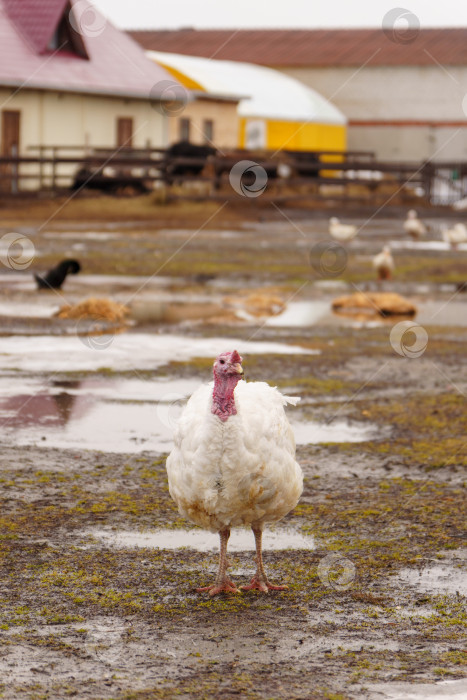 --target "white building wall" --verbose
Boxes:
[346,125,467,161]
[0,88,166,189]
[279,65,467,161]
